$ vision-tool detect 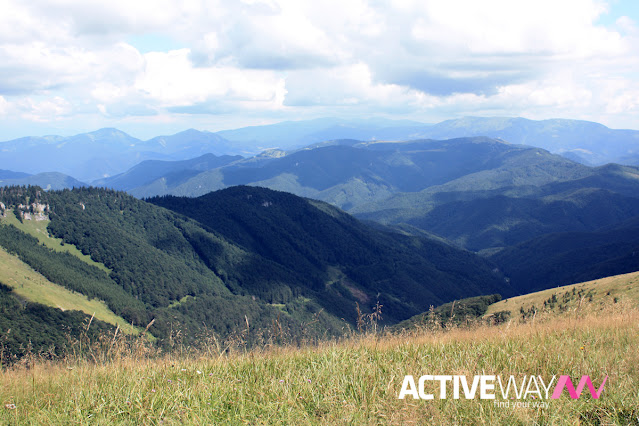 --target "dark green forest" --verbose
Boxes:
[0,282,113,364]
[0,185,508,362]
